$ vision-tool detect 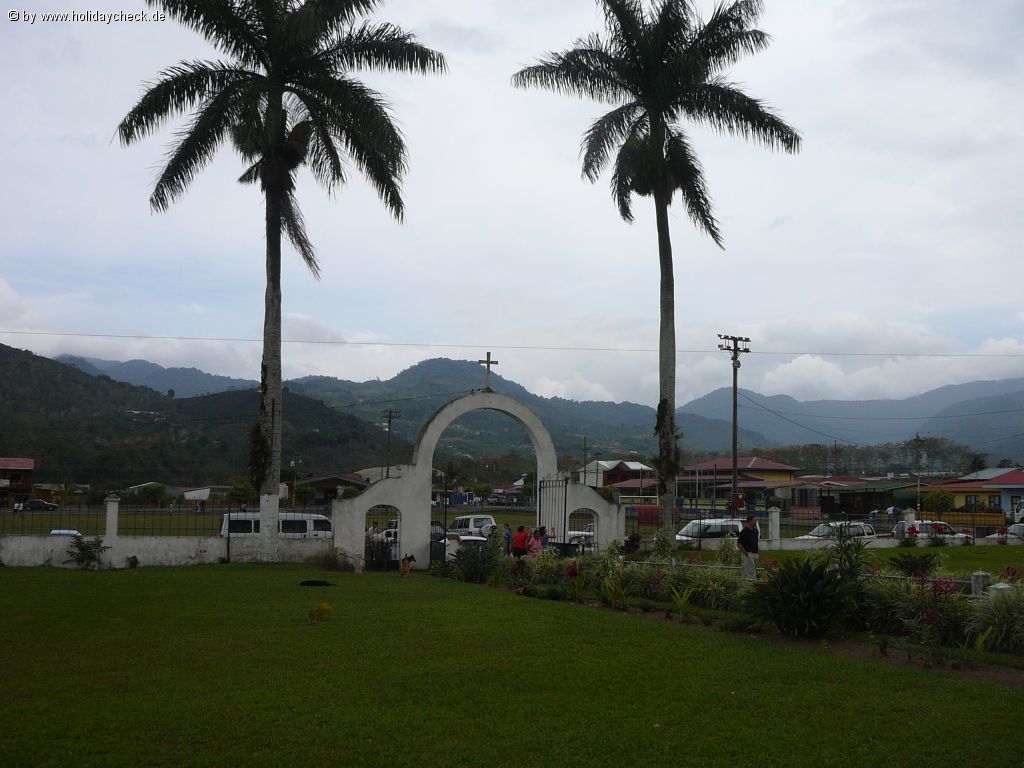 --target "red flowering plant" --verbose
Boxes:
[997,527,1009,545]
[759,557,780,580]
[1001,566,1020,583]
[564,560,588,602]
[907,525,919,538]
[685,555,699,565]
